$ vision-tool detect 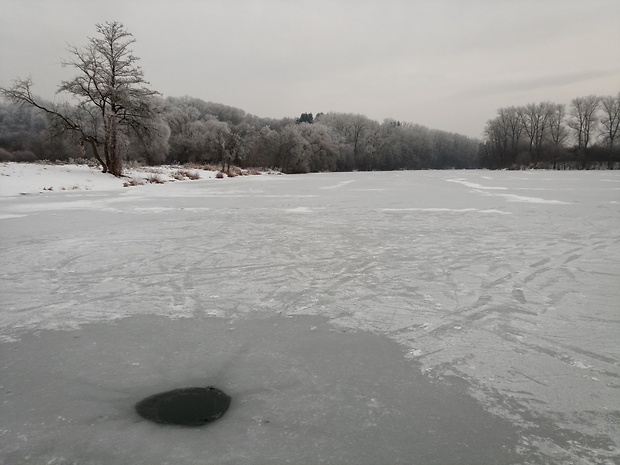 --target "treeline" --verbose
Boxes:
[2,92,618,173]
[0,97,481,172]
[482,93,620,169]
